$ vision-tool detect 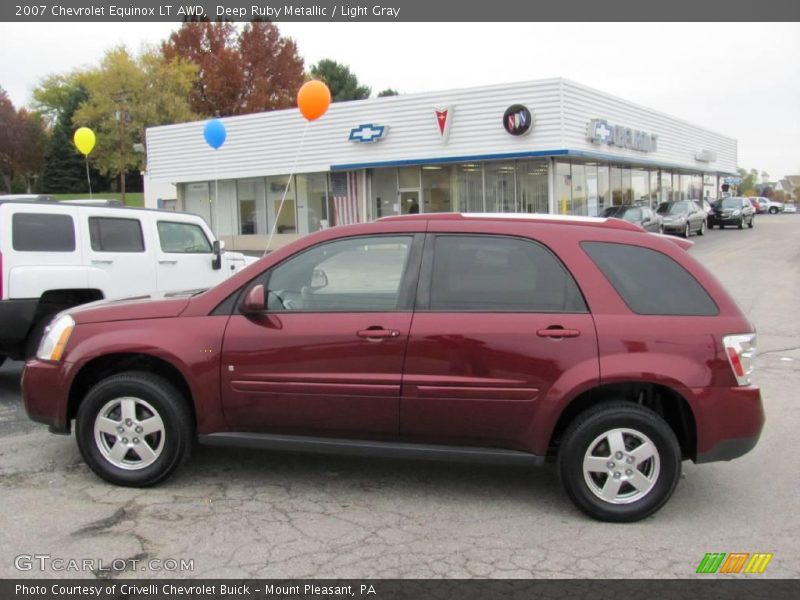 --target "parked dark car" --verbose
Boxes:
[22,214,763,523]
[709,196,755,229]
[656,201,707,237]
[694,198,713,225]
[601,205,663,233]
